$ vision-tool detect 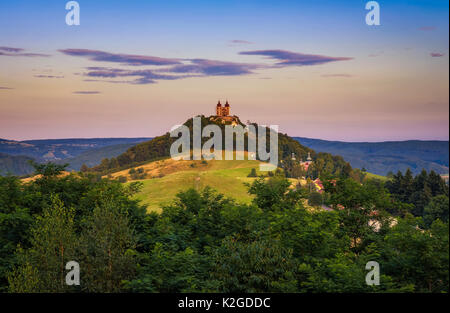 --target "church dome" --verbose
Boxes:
[217,100,221,107]
[225,100,230,107]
